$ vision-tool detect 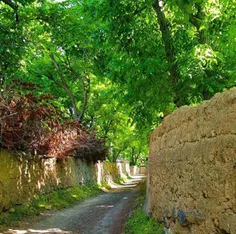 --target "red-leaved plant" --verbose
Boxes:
[0,82,107,162]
